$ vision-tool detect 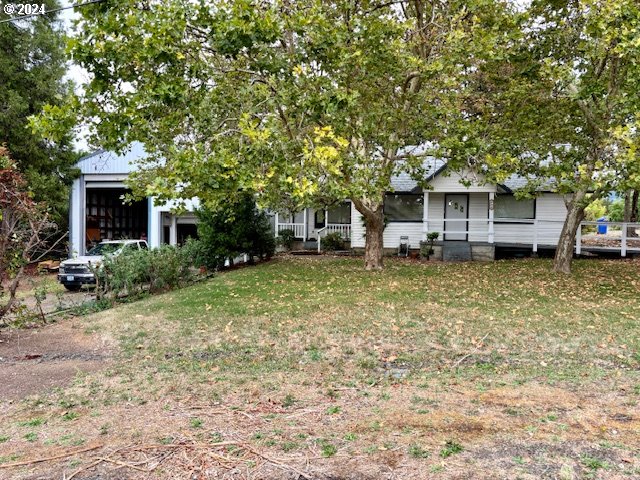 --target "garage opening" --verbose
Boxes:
[85,188,148,249]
